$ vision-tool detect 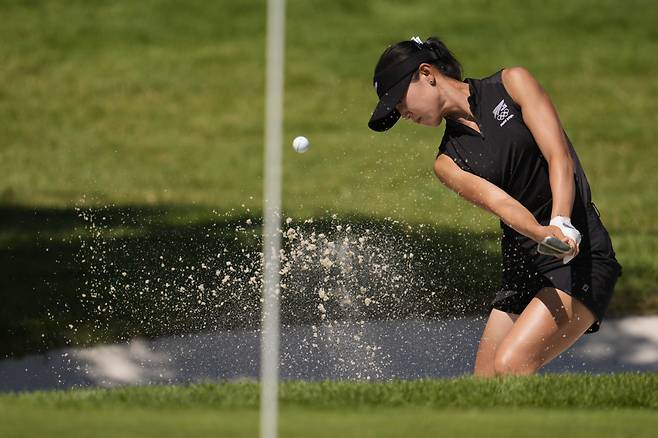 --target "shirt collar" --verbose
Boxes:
[444,77,481,137]
[464,77,481,120]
